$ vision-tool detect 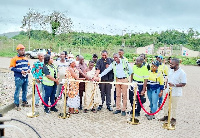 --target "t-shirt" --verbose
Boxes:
[168,67,187,96]
[55,60,69,82]
[96,58,114,81]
